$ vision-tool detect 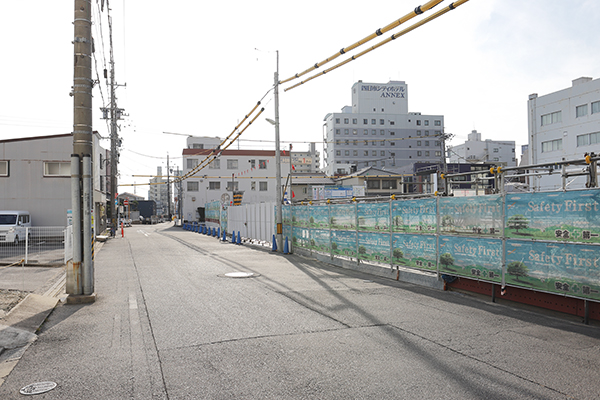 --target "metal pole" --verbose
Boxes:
[167,154,172,220]
[274,50,283,252]
[83,154,94,295]
[69,154,82,295]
